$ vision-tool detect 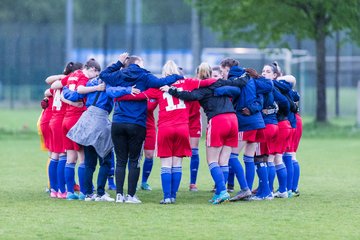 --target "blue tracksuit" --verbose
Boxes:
[273,80,297,128]
[99,61,182,127]
[214,66,273,131]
